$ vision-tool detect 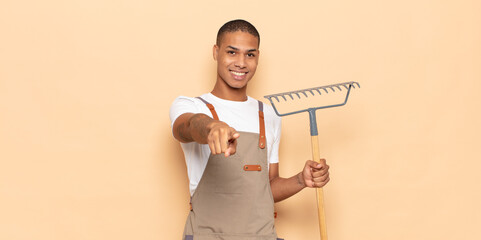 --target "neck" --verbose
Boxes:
[211,80,248,102]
